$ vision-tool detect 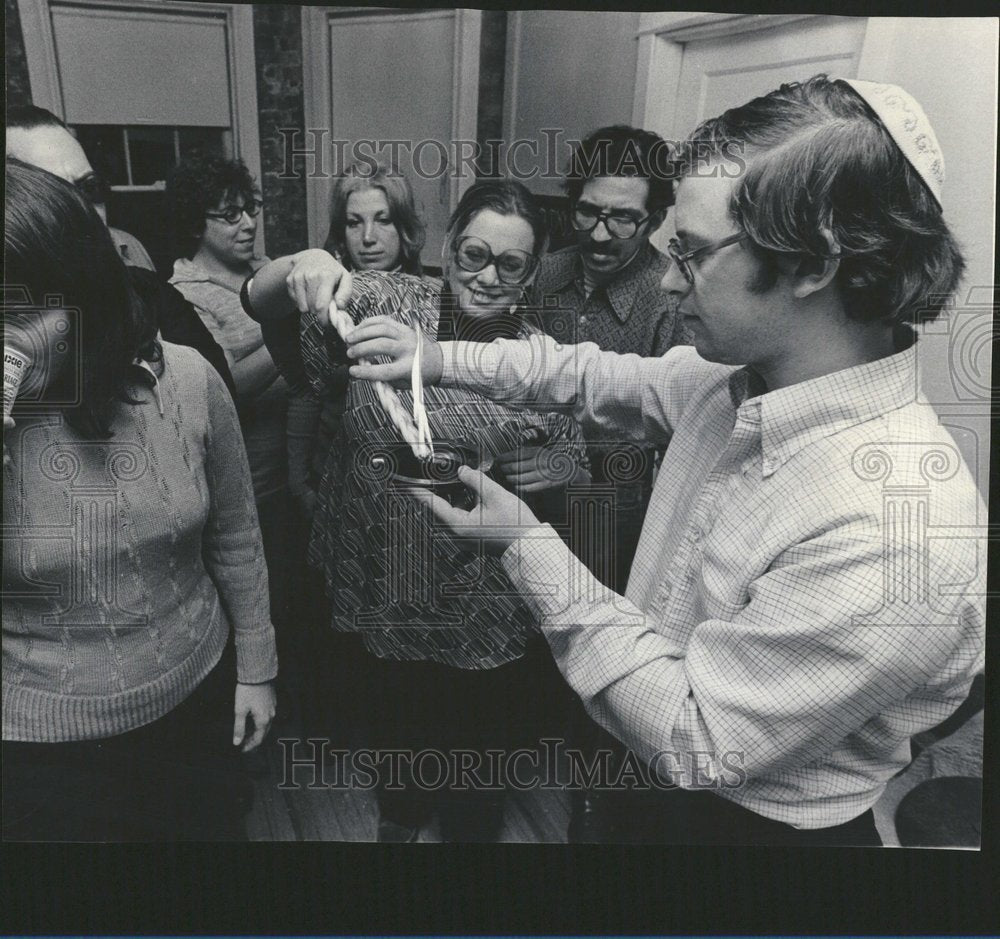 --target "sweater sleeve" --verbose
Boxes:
[201,364,279,683]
